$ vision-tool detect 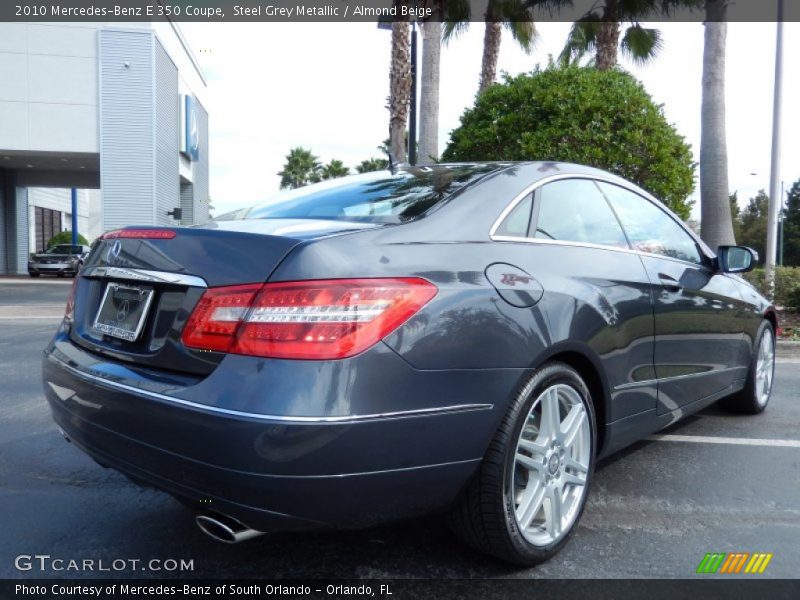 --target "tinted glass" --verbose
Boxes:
[495,194,532,237]
[534,179,628,248]
[598,182,703,265]
[246,165,497,223]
